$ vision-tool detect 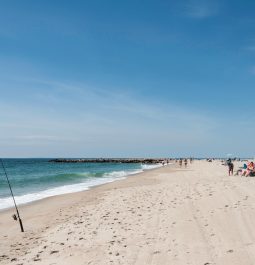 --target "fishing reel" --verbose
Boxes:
[12,214,24,232]
[12,214,17,221]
